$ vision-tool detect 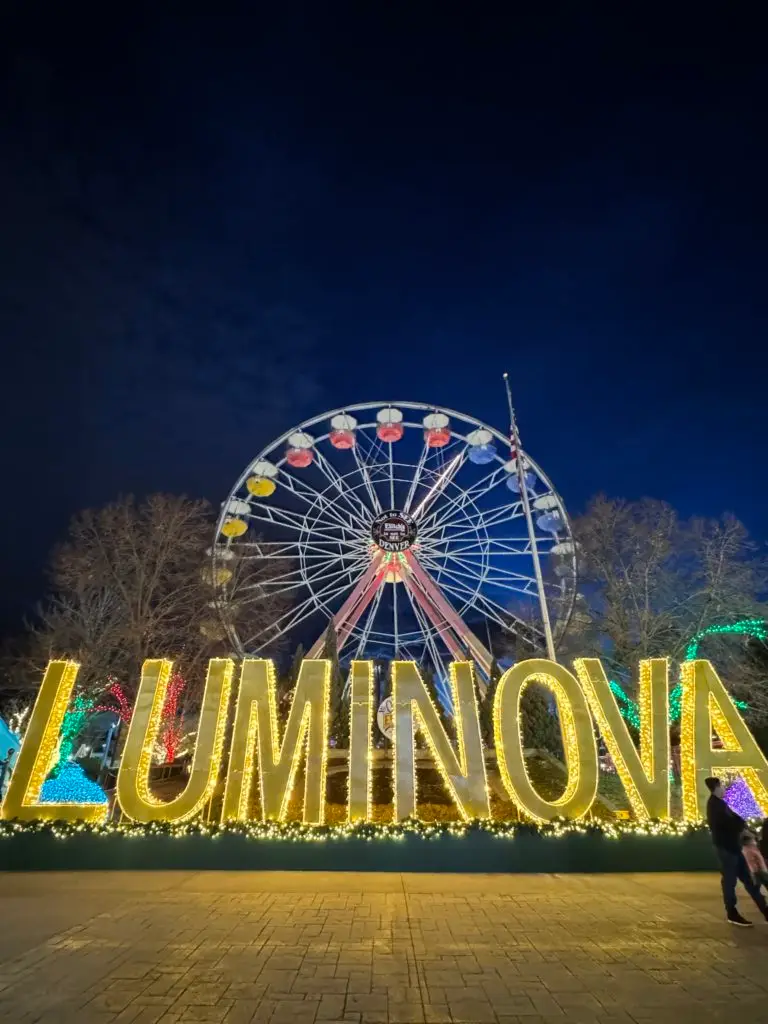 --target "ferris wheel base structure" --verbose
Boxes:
[213,401,578,679]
